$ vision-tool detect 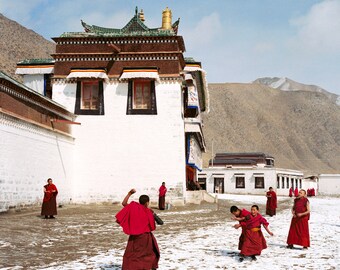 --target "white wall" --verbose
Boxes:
[23,74,44,95]
[0,113,74,212]
[318,174,340,196]
[53,80,186,204]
